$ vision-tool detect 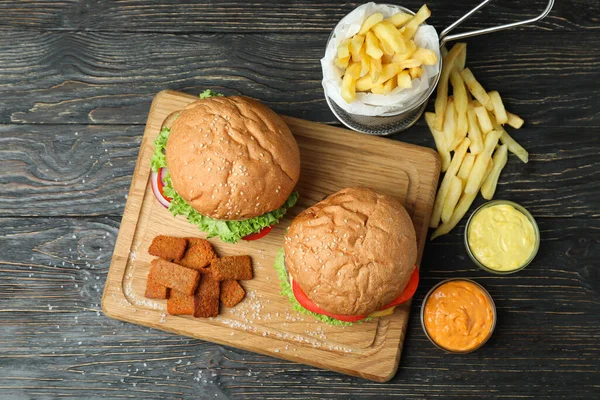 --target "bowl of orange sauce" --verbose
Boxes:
[421,279,496,353]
